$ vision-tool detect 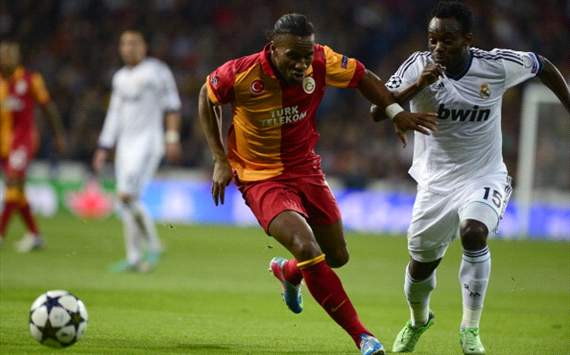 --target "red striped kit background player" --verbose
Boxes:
[0,41,66,252]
